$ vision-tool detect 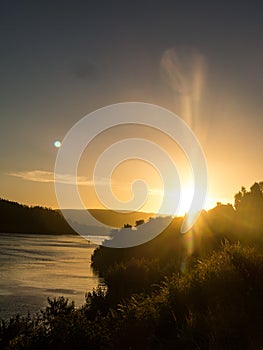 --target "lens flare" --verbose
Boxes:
[54,102,208,248]
[54,140,62,148]
[161,47,206,130]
